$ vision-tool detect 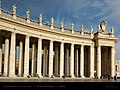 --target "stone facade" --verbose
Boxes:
[0,3,118,79]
